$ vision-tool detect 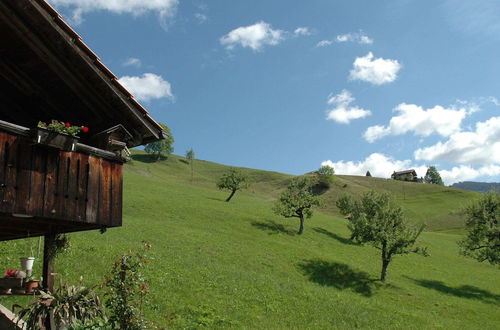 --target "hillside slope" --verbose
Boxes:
[128,152,479,231]
[0,153,497,329]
